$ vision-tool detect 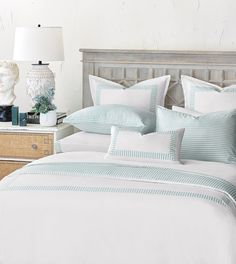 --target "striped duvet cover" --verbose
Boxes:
[0,151,236,264]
